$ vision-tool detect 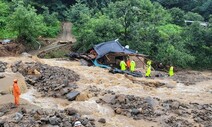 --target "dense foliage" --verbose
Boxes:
[0,0,60,49]
[0,0,211,69]
[68,0,211,69]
